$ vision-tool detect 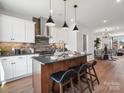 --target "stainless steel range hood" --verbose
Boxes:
[35,17,51,38]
